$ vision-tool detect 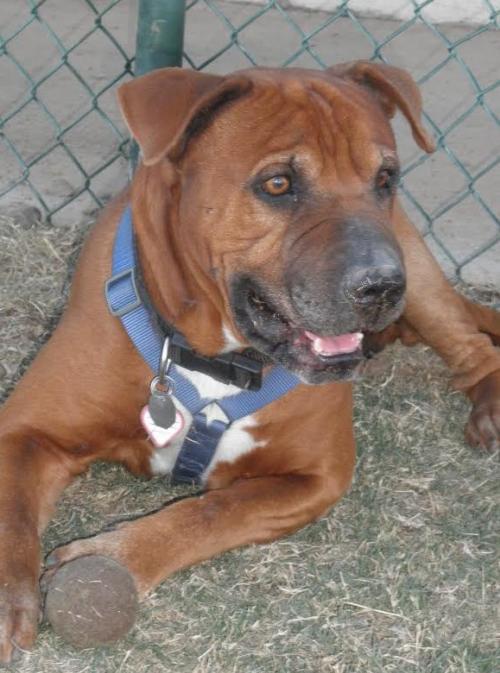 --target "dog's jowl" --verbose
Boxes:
[0,62,499,663]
